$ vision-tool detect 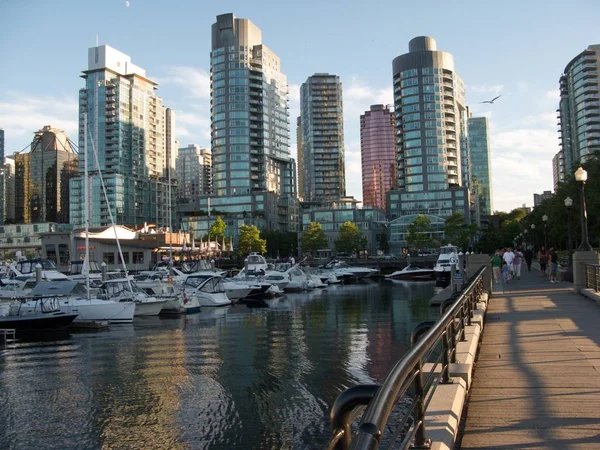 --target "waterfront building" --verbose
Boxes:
[176,144,212,203]
[69,44,176,229]
[387,37,471,249]
[552,150,565,191]
[14,126,78,224]
[299,73,345,202]
[533,190,552,207]
[298,202,387,258]
[467,116,493,215]
[0,222,73,259]
[2,157,15,223]
[557,44,600,177]
[389,36,471,228]
[360,104,396,210]
[207,13,298,235]
[0,128,4,223]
